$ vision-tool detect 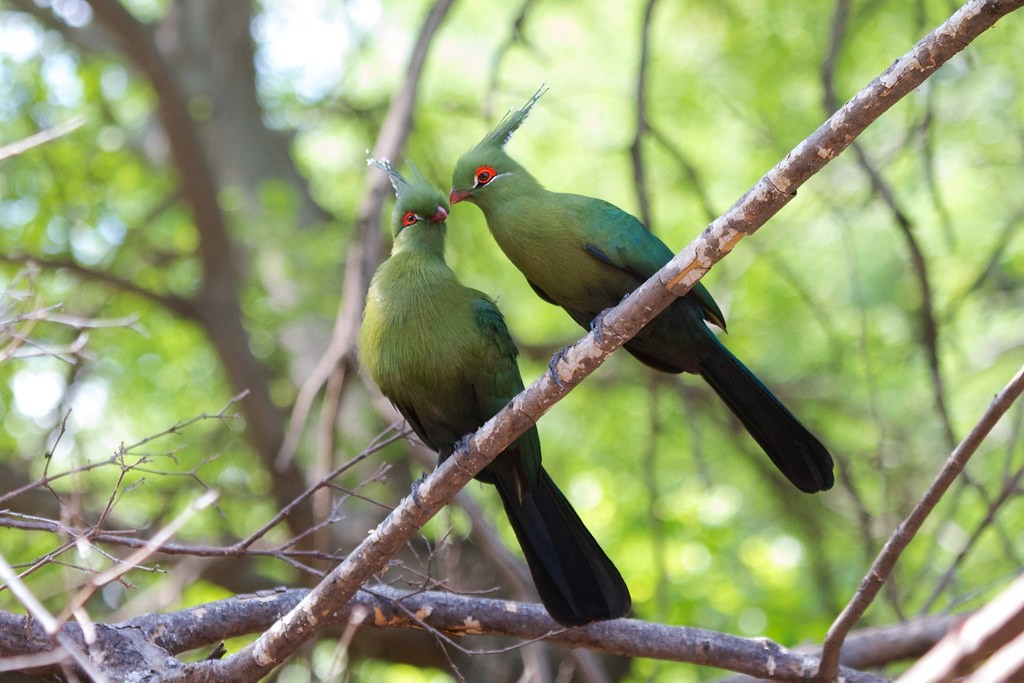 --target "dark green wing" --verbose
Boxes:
[468,295,542,482]
[391,401,439,453]
[527,279,558,305]
[577,196,726,330]
[468,295,523,403]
